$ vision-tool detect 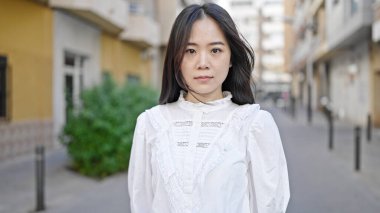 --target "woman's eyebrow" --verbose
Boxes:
[187,42,198,46]
[187,41,225,46]
[209,41,225,46]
